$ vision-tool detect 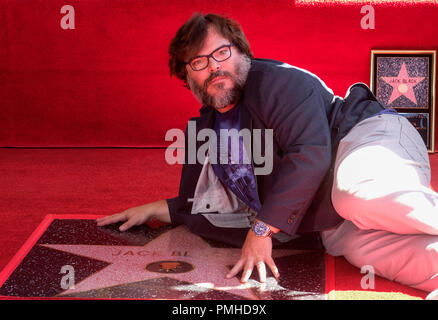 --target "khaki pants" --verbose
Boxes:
[321,114,438,292]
